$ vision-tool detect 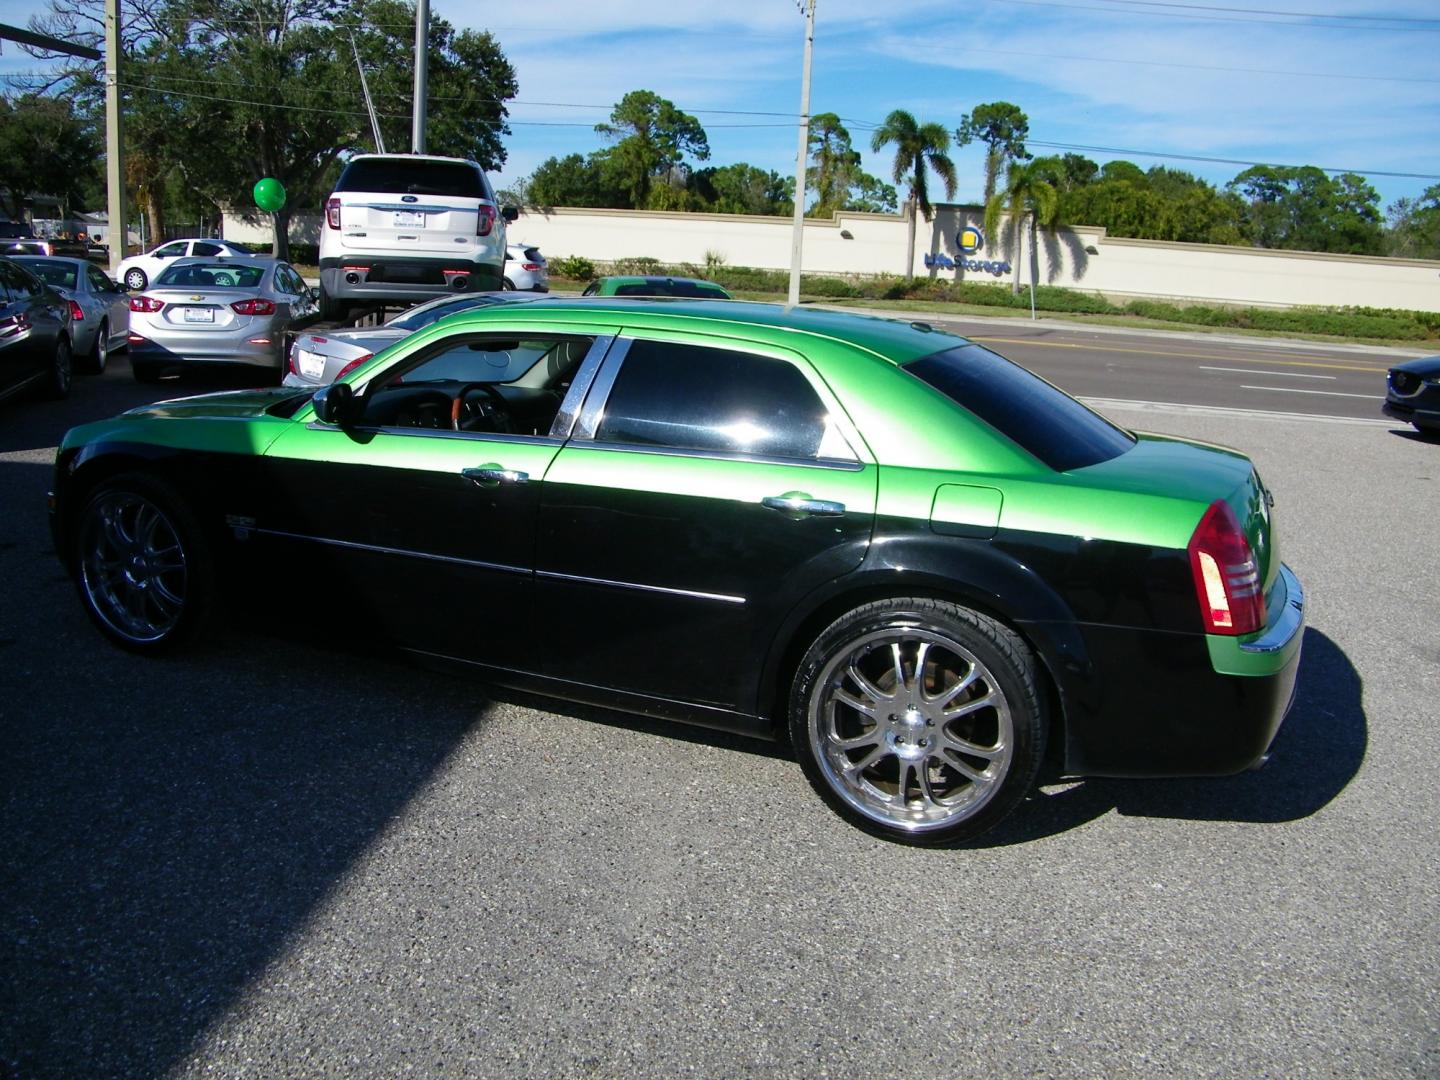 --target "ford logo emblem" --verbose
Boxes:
[402,195,418,203]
